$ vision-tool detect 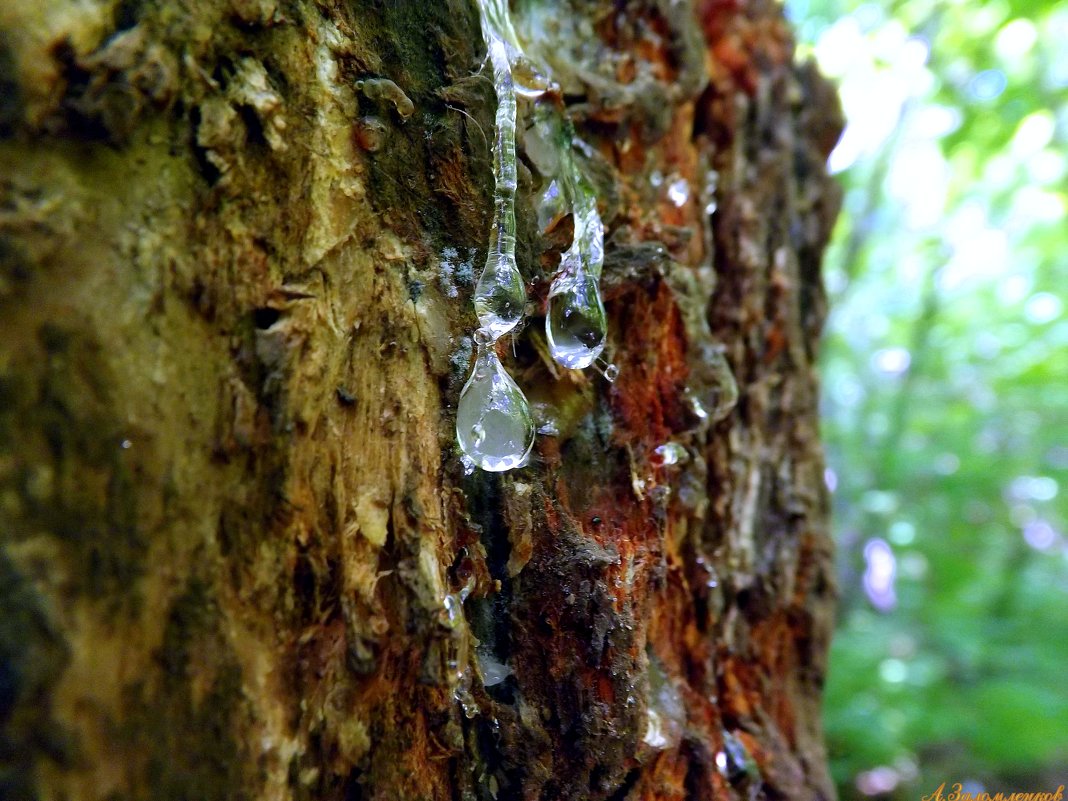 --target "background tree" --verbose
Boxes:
[787,0,1068,796]
[0,1,842,799]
